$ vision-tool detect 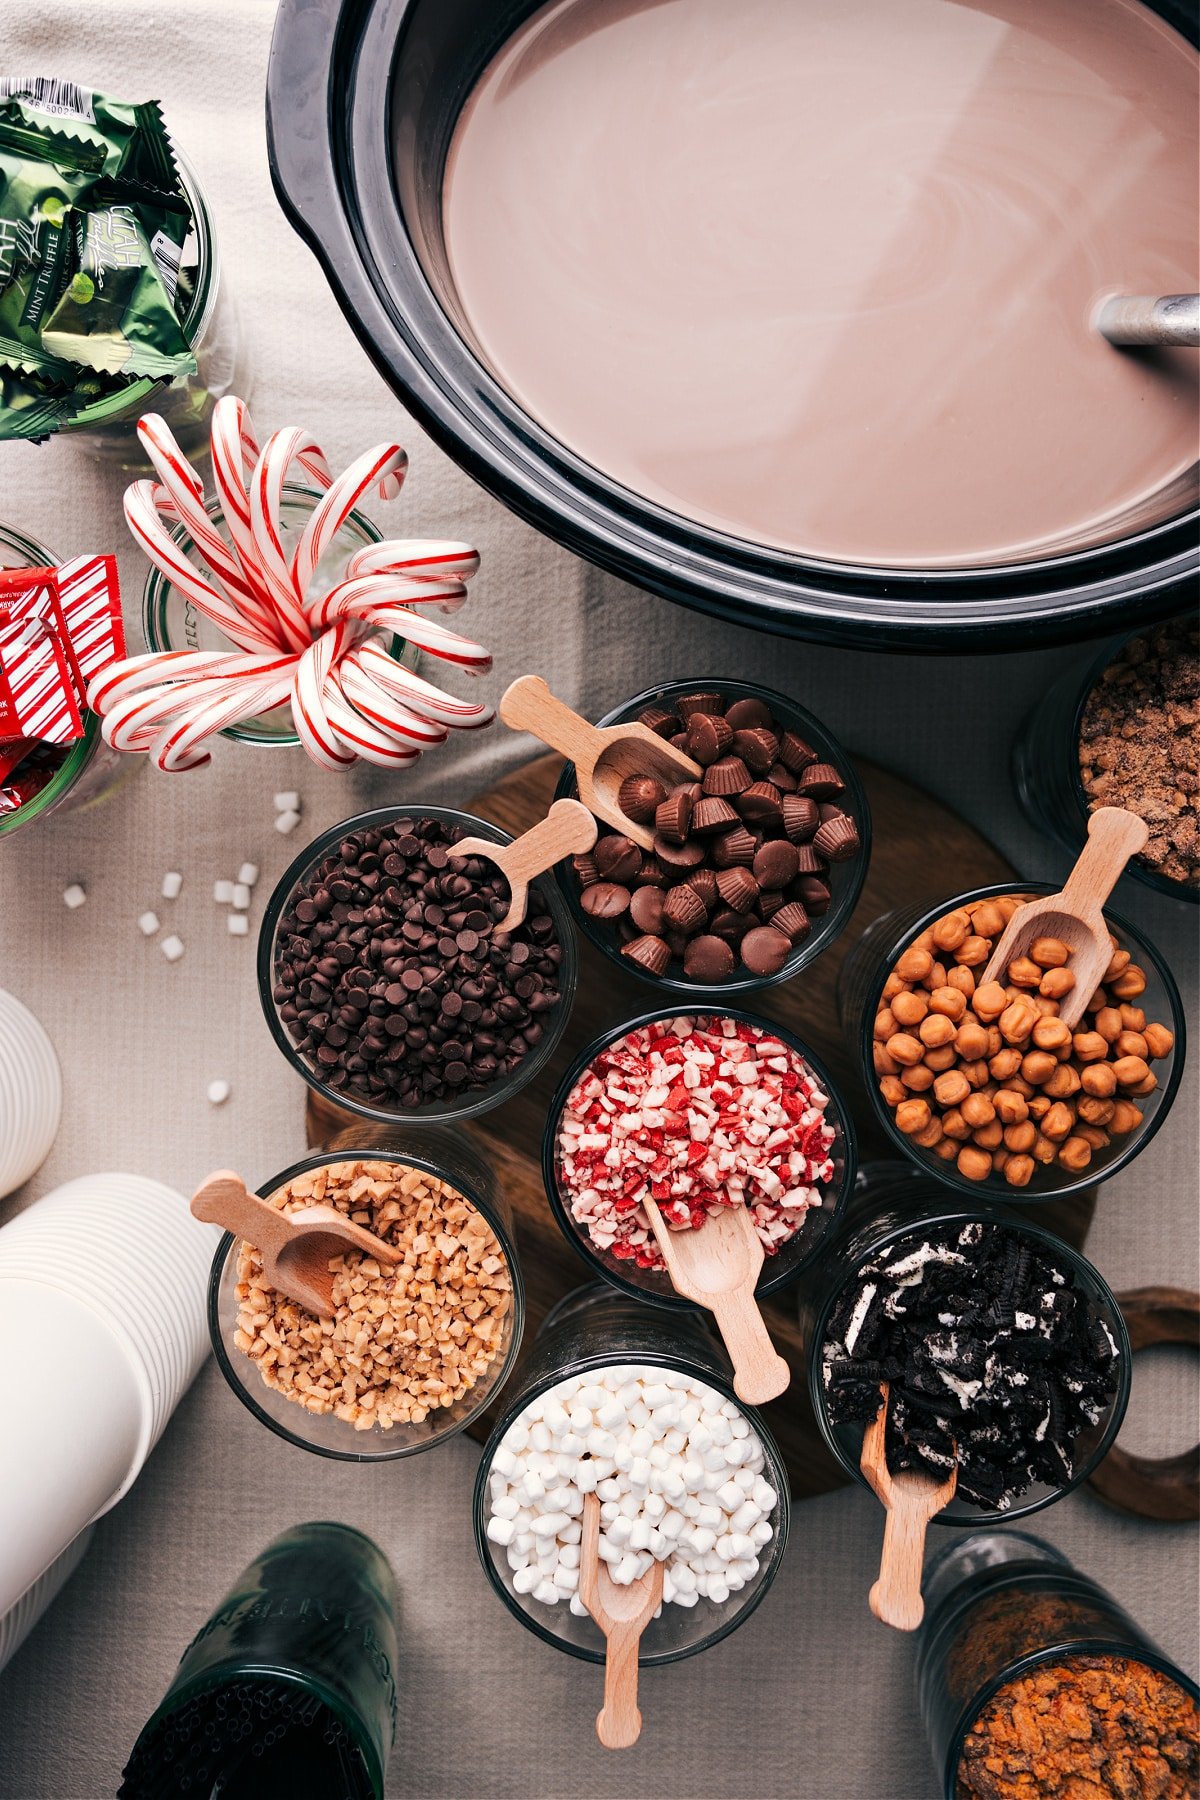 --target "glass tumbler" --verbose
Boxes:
[797,1162,1131,1525]
[143,483,417,746]
[916,1531,1199,1799]
[119,1521,399,1800]
[0,523,138,839]
[473,1283,791,1665]
[837,881,1186,1203]
[207,1130,525,1460]
[542,1003,856,1310]
[258,803,578,1126]
[1012,621,1198,907]
[553,676,871,999]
